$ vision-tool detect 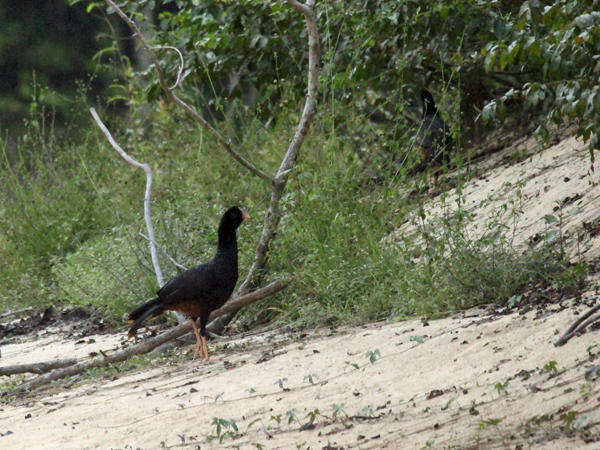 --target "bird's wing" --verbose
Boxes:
[156,263,213,305]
